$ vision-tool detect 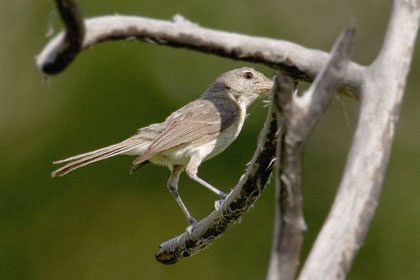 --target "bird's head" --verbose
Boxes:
[204,67,273,107]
